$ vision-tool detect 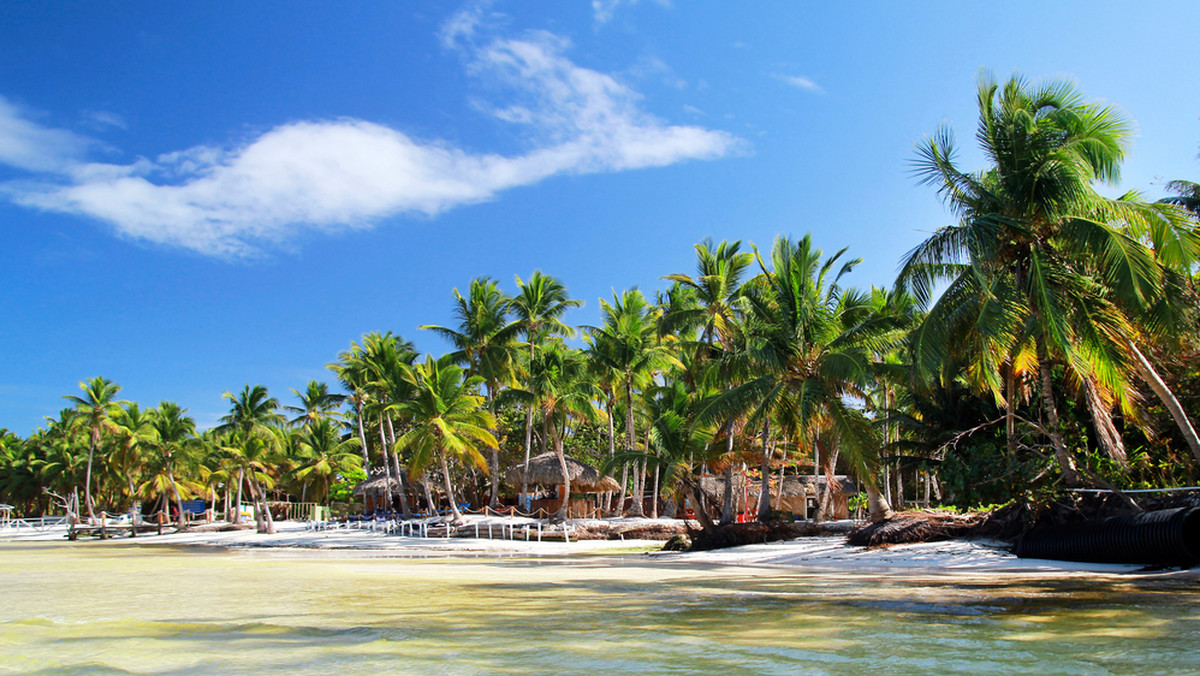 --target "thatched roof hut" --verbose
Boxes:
[505,452,620,493]
[351,469,401,497]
